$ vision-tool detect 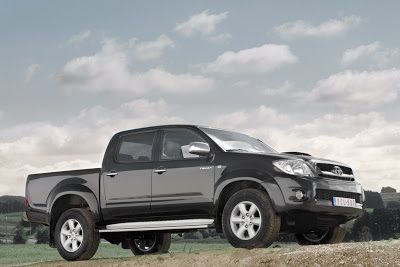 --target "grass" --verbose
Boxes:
[0,240,232,266]
[0,239,297,266]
